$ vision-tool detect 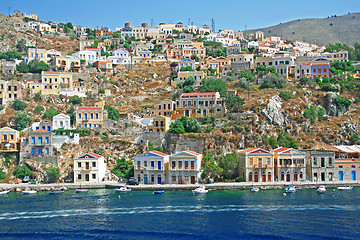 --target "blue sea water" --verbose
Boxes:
[0,188,359,239]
